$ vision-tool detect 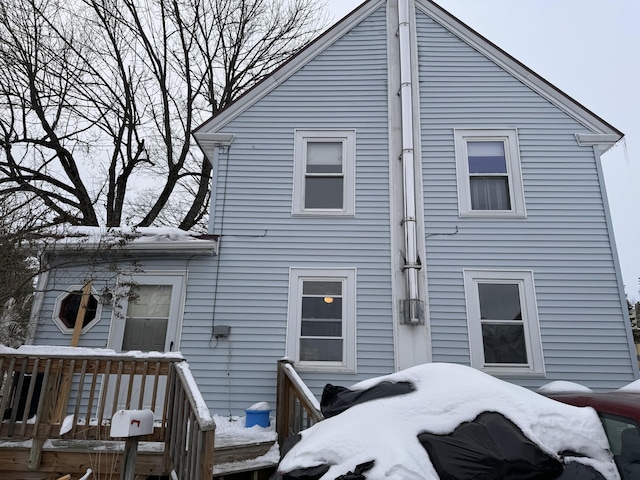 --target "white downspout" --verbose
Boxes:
[208,146,220,235]
[398,0,423,324]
